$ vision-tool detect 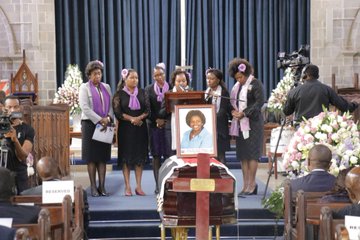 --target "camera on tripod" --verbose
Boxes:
[277,45,311,85]
[277,45,310,69]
